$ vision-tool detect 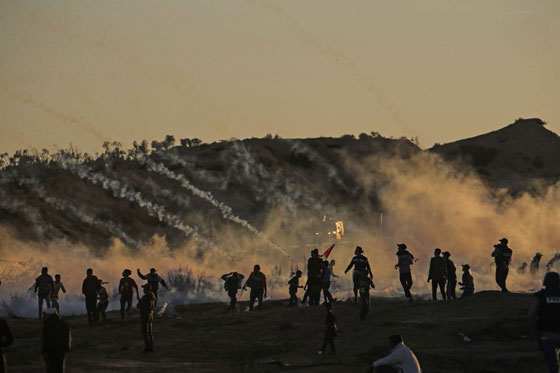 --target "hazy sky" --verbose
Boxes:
[1,0,559,154]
